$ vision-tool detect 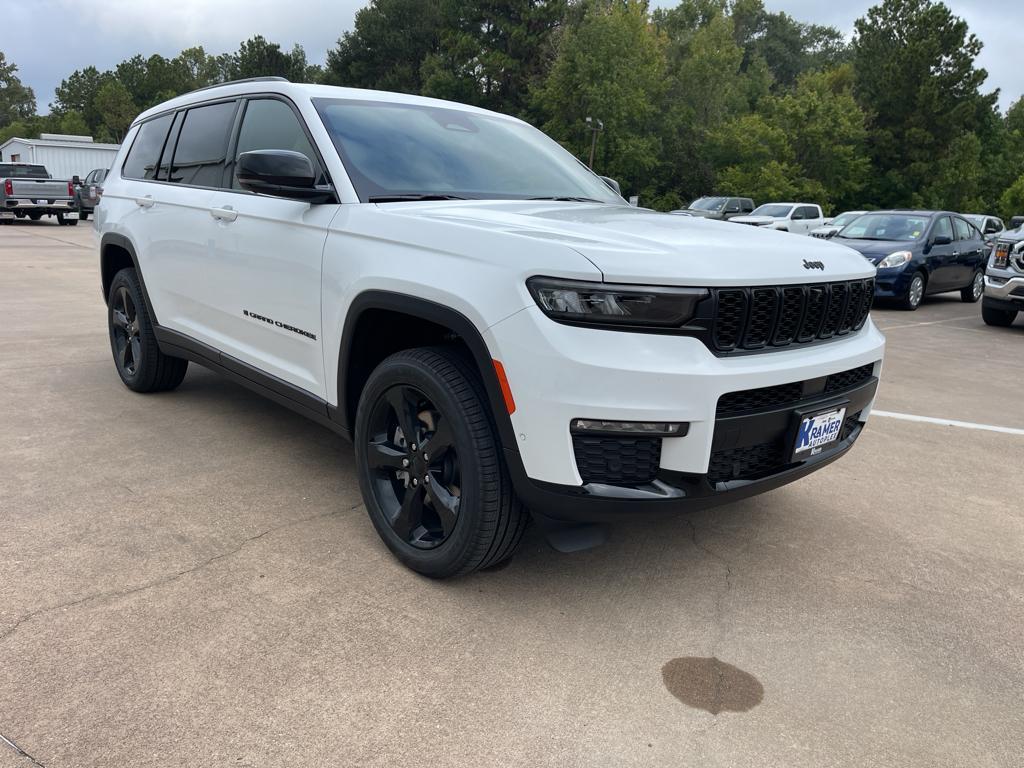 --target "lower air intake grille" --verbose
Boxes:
[573,435,661,485]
